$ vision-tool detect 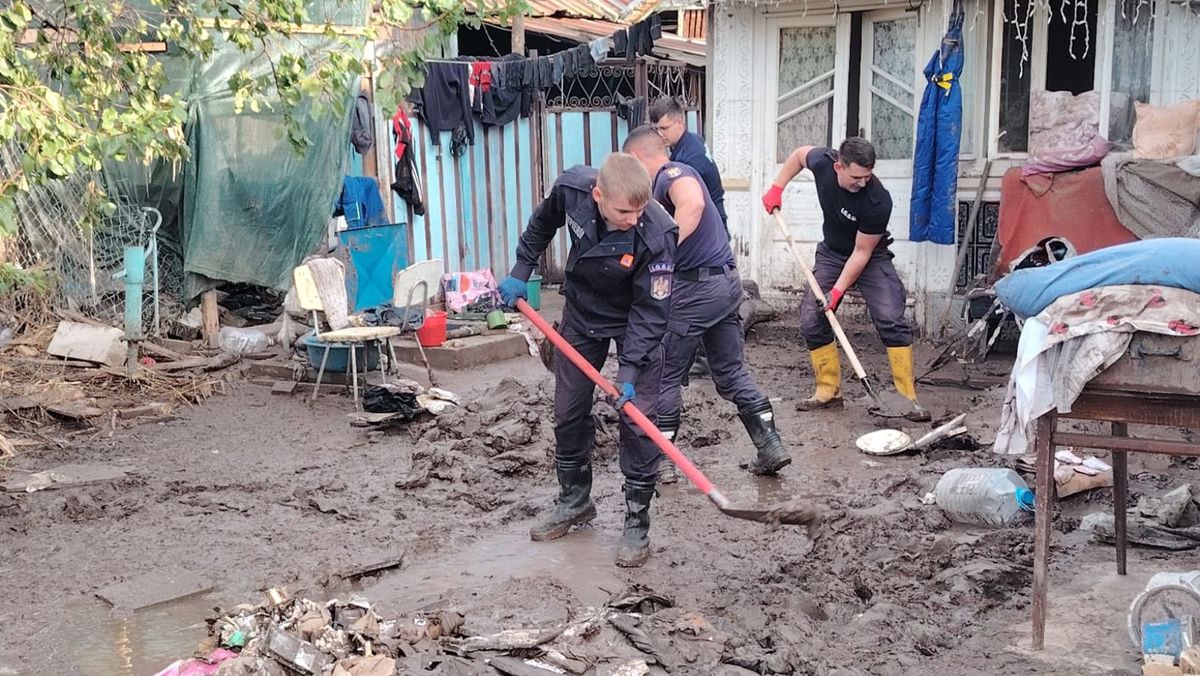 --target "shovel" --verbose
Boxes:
[516,299,822,528]
[770,211,883,405]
